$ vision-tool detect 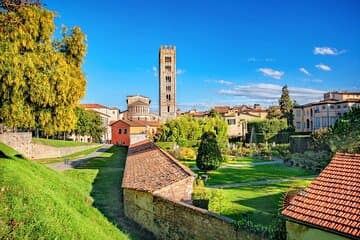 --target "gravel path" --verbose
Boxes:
[47,144,113,171]
[206,175,317,189]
